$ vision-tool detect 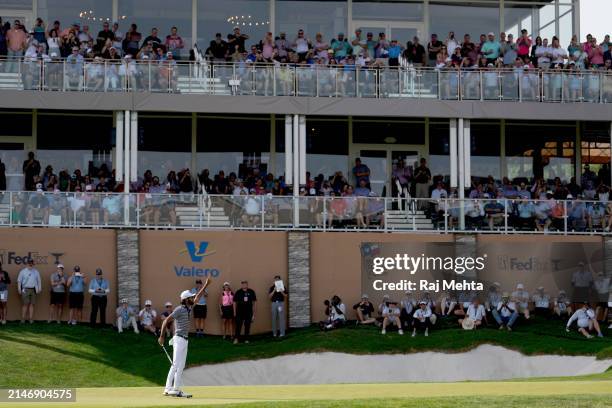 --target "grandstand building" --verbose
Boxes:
[0,1,611,331]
